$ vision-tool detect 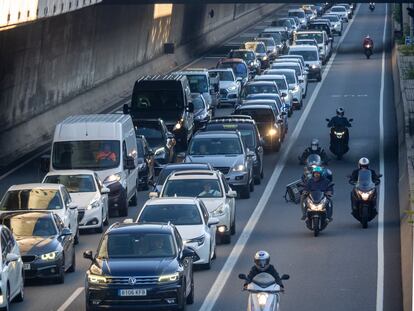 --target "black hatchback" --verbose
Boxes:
[84,222,195,311]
